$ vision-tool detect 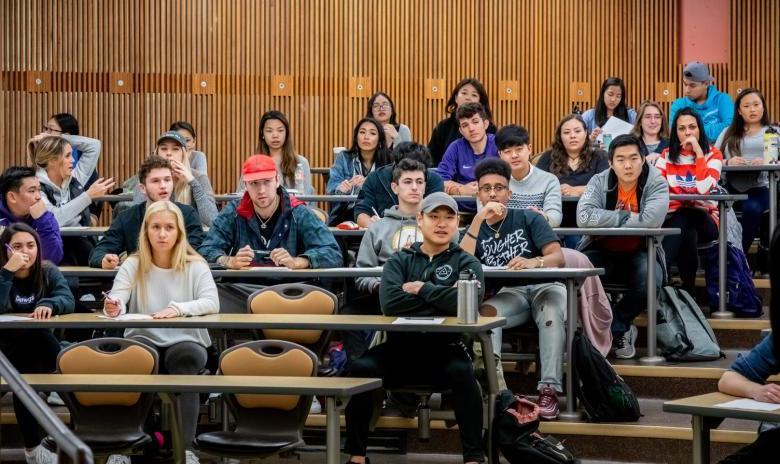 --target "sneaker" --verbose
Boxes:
[25,445,57,464]
[614,325,638,359]
[537,385,560,420]
[105,455,131,464]
[46,392,65,406]
[310,396,322,414]
[185,450,200,464]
